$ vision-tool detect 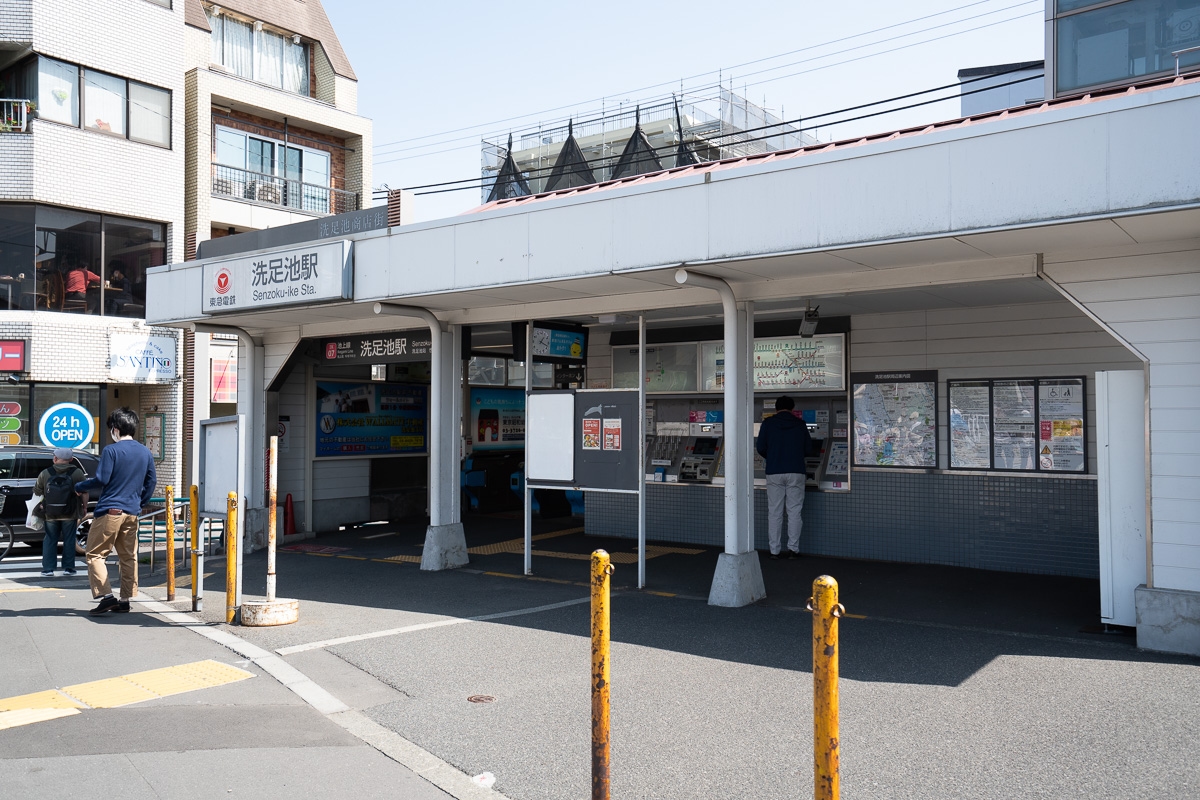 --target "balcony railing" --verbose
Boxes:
[0,99,31,133]
[211,163,359,216]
